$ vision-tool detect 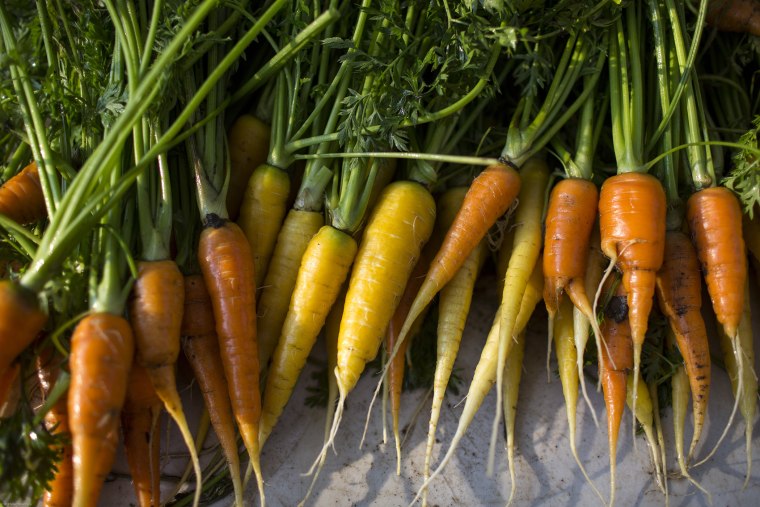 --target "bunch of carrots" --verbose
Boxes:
[1,0,759,506]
